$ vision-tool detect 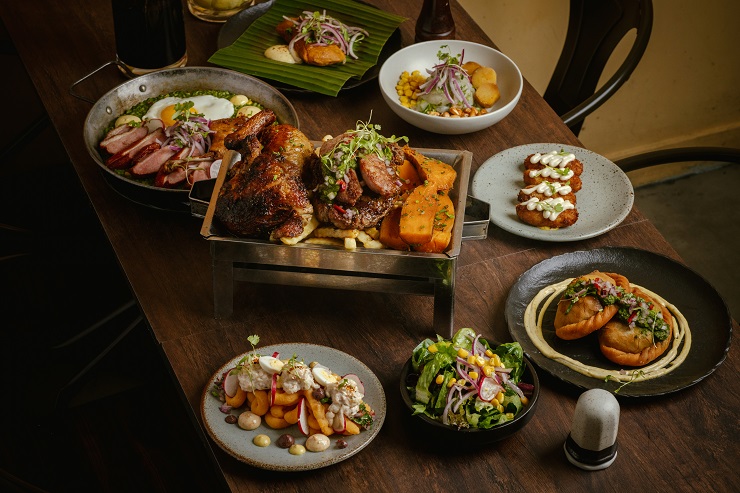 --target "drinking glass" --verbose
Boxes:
[112,0,188,75]
[186,0,254,22]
